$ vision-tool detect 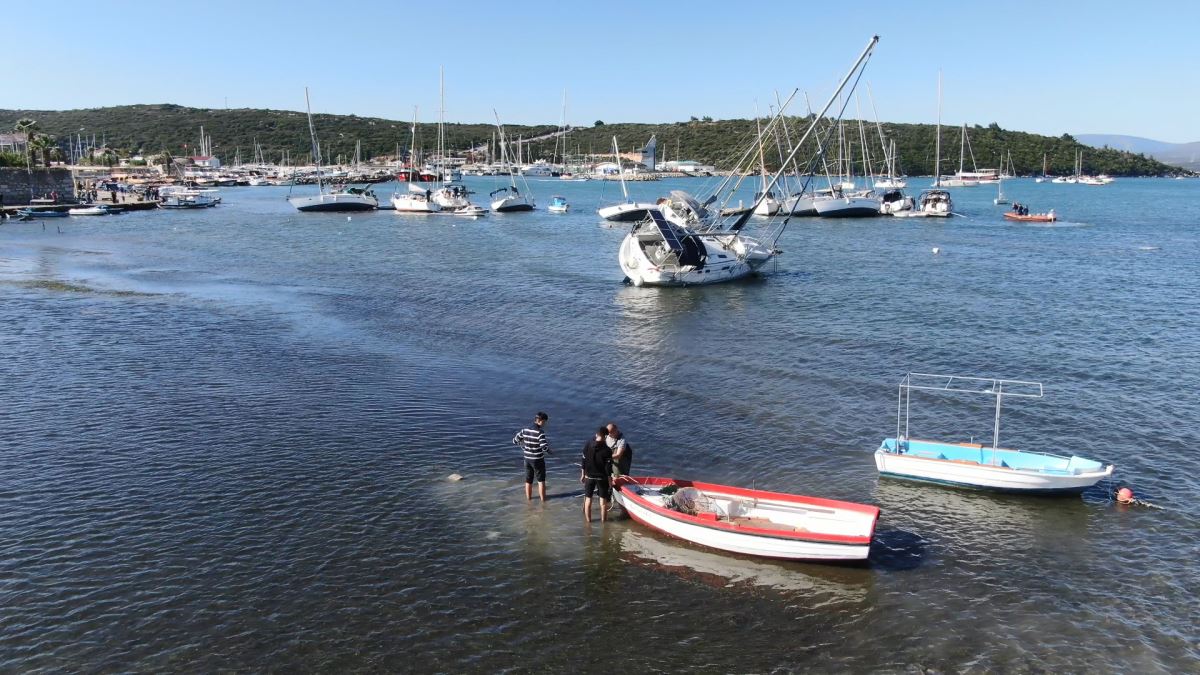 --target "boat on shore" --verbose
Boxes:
[875,373,1114,494]
[614,476,879,562]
